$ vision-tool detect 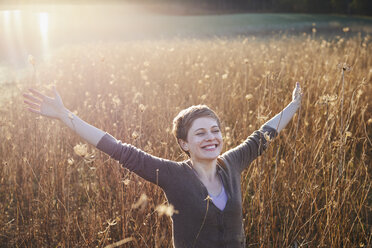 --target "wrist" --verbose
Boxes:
[58,108,72,121]
[290,99,301,109]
